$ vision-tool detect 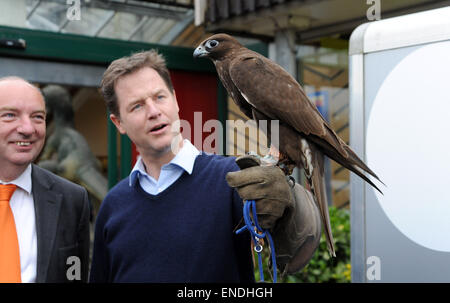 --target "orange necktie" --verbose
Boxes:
[0,184,21,283]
